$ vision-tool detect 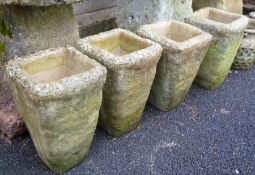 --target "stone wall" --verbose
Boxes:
[73,0,118,37]
[73,0,193,36]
